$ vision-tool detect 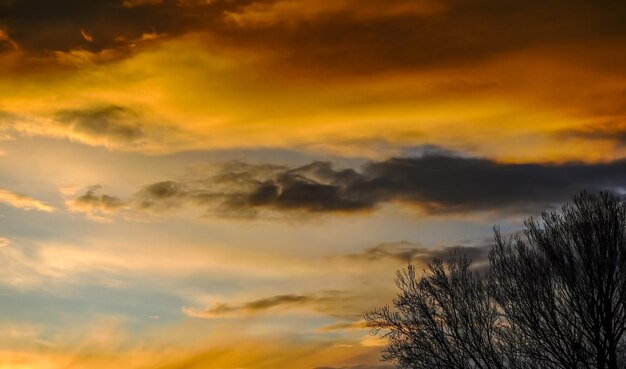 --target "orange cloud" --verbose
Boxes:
[0,39,620,162]
[0,28,19,50]
[0,1,622,162]
[80,29,94,43]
